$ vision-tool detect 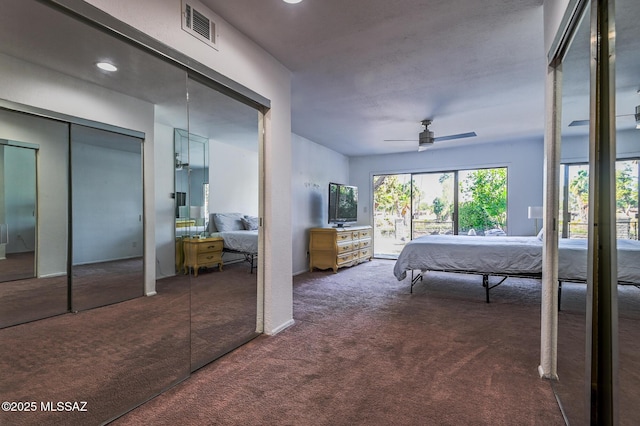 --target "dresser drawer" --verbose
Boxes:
[337,242,353,254]
[359,247,372,259]
[337,252,357,265]
[197,252,222,264]
[359,229,371,239]
[359,239,370,249]
[200,240,223,253]
[336,231,353,243]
